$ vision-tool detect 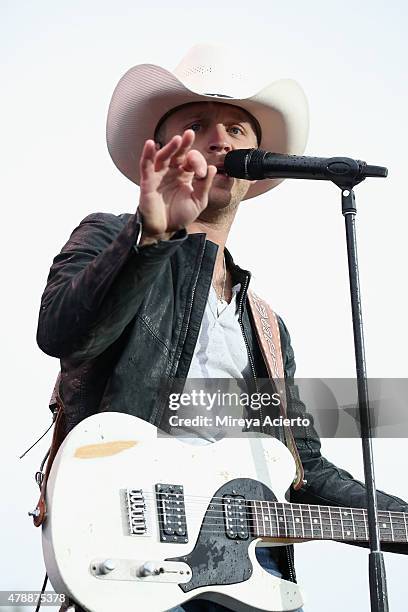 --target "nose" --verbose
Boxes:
[207,124,232,153]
